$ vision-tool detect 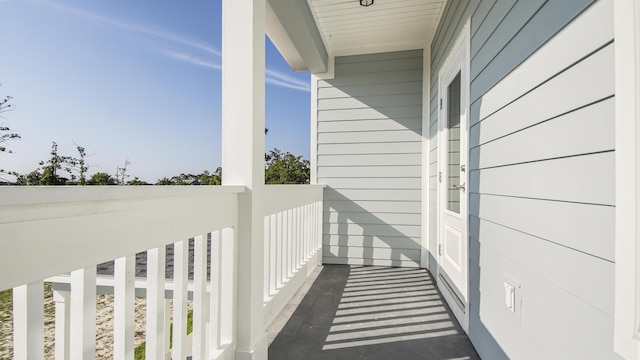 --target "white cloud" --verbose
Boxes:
[160,50,221,70]
[159,51,309,92]
[29,0,310,92]
[27,0,220,56]
[266,68,310,92]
